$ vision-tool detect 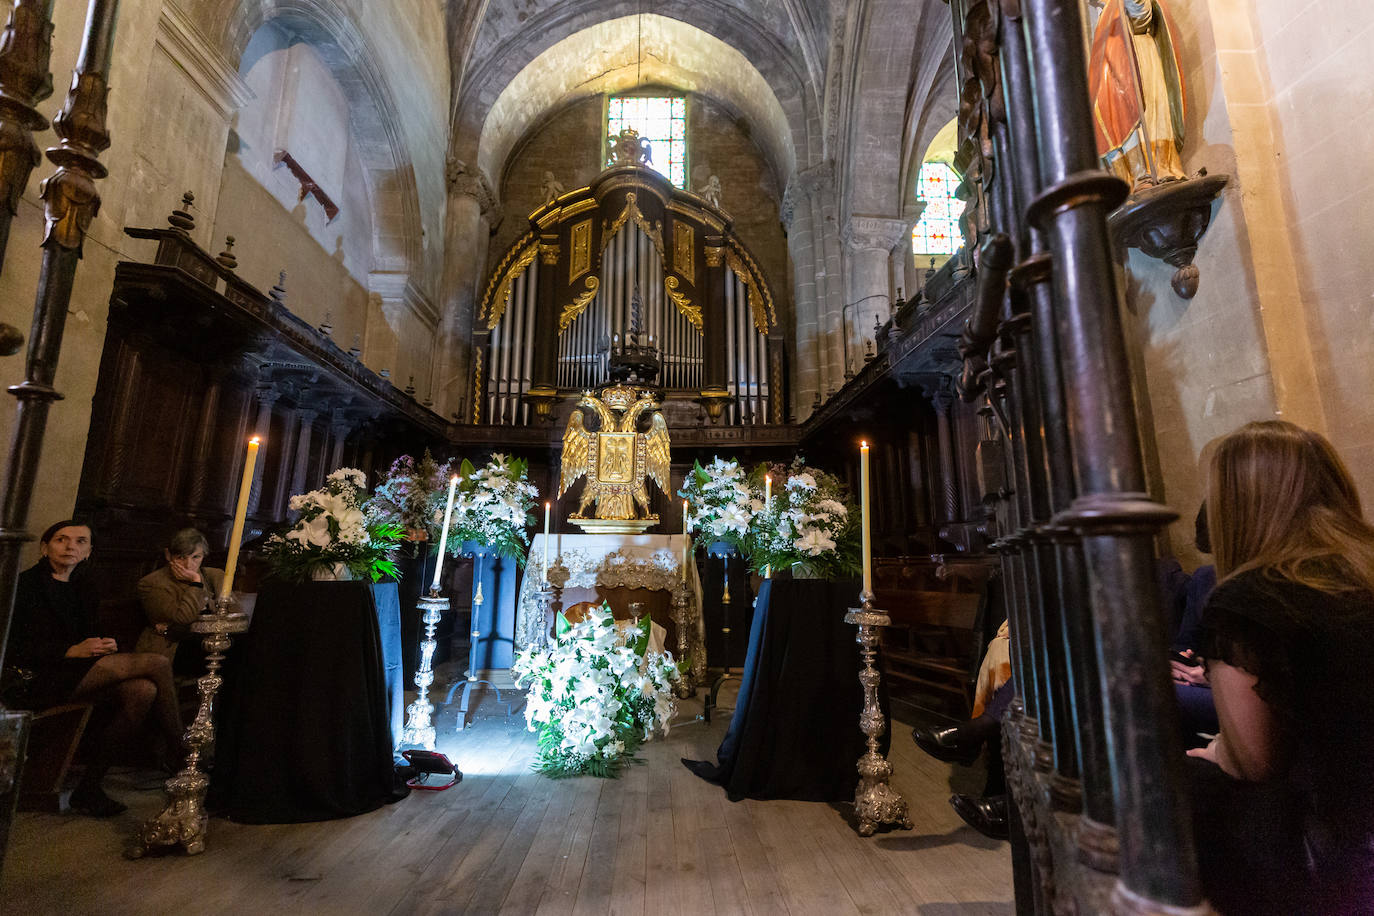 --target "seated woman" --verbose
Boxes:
[4,520,184,817]
[135,527,223,671]
[1188,421,1374,913]
[1167,504,1218,744]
